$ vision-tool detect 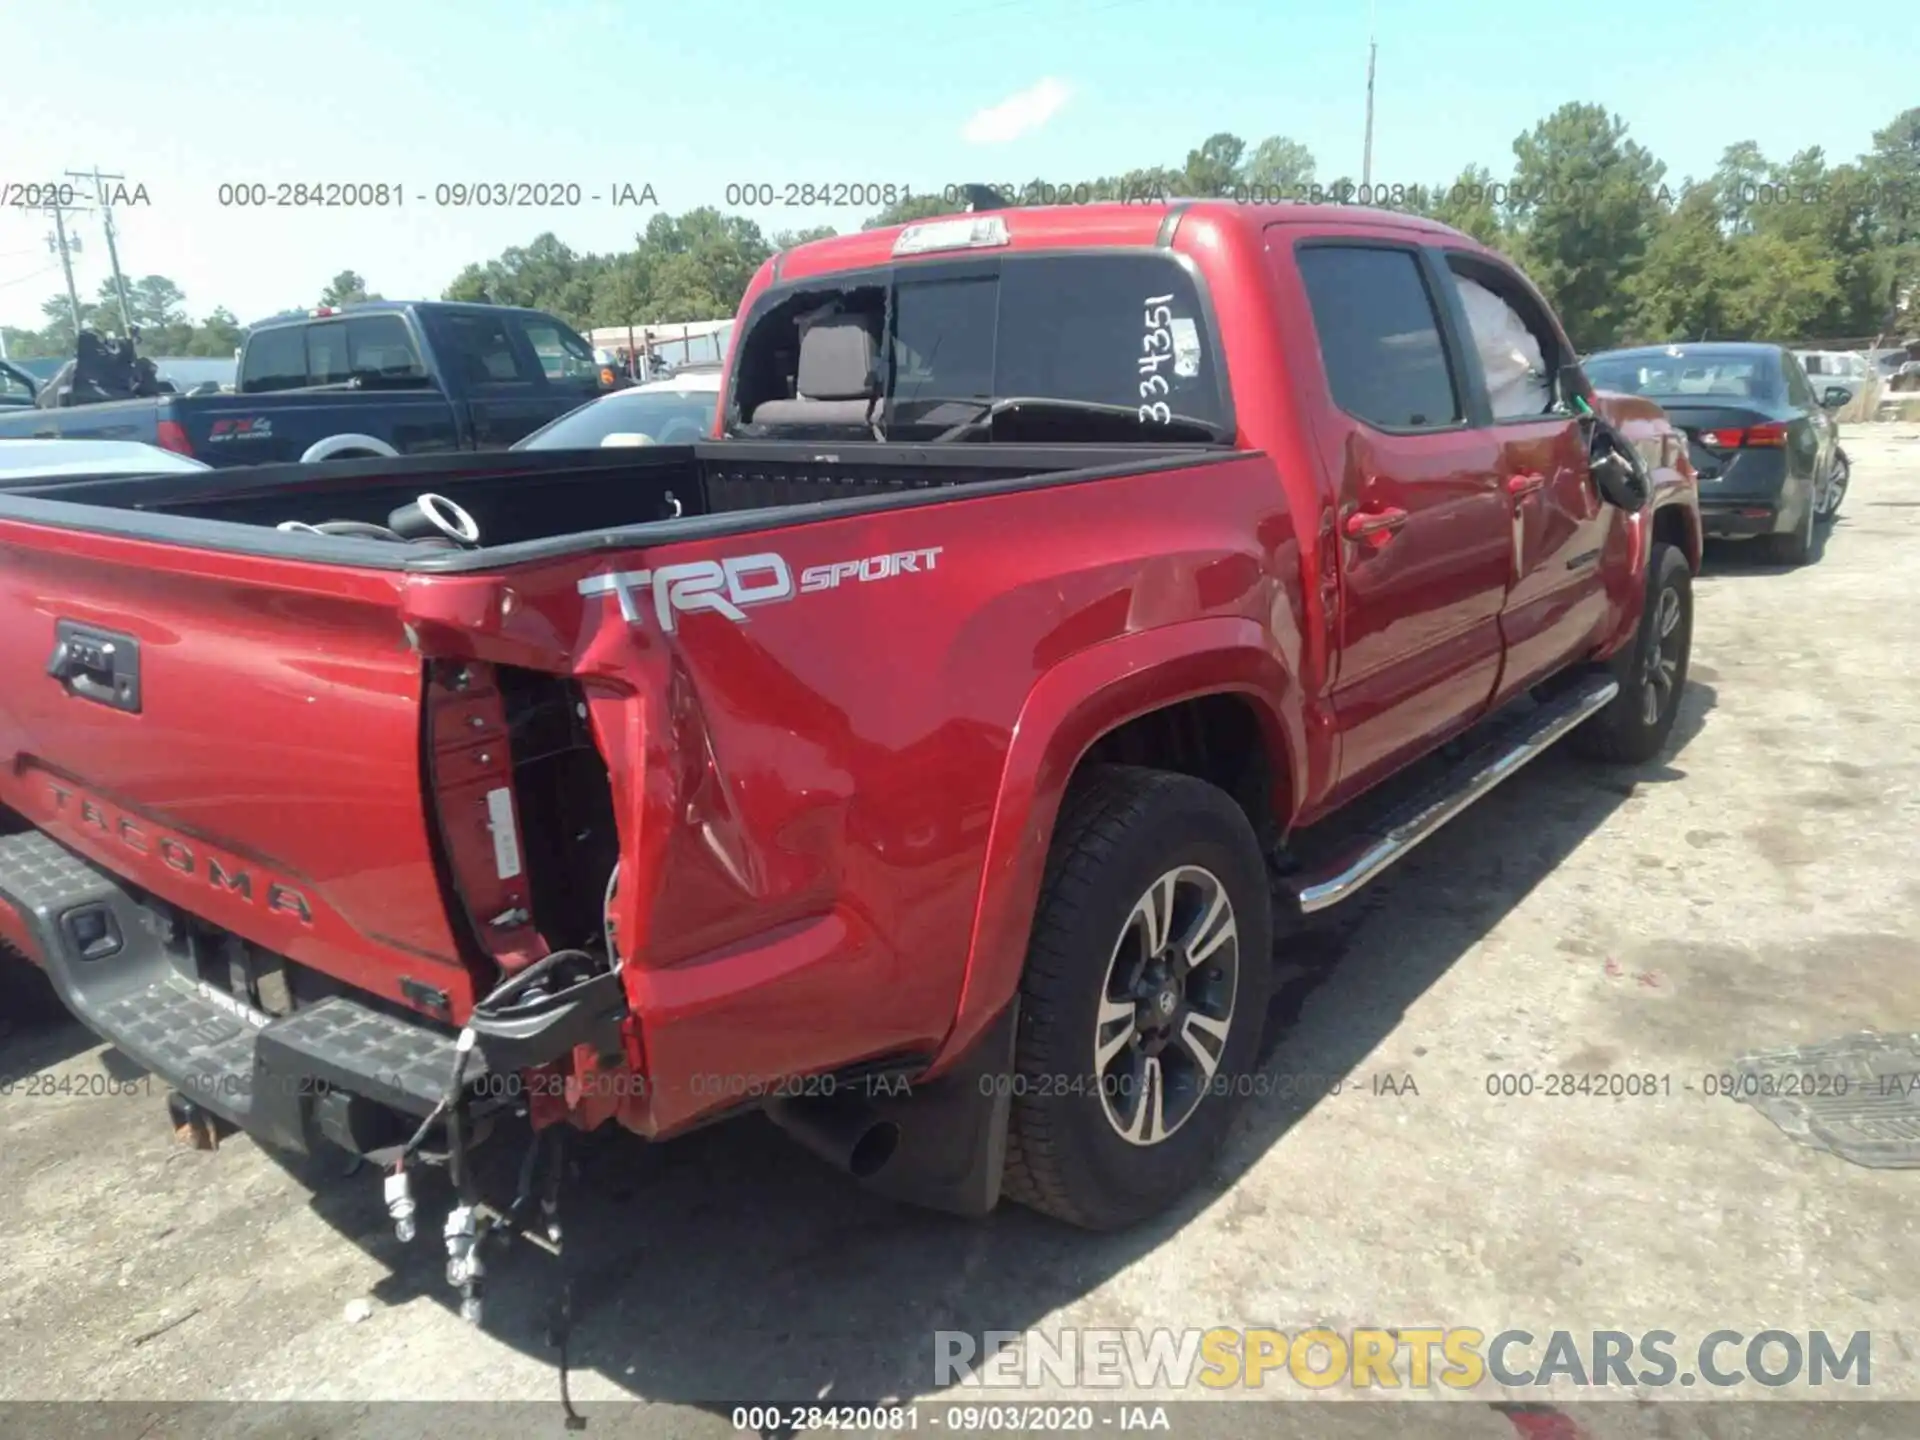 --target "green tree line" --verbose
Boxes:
[4,104,1915,364]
